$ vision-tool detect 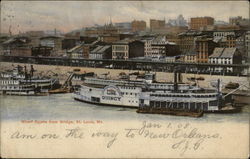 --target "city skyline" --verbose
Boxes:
[1,1,249,34]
